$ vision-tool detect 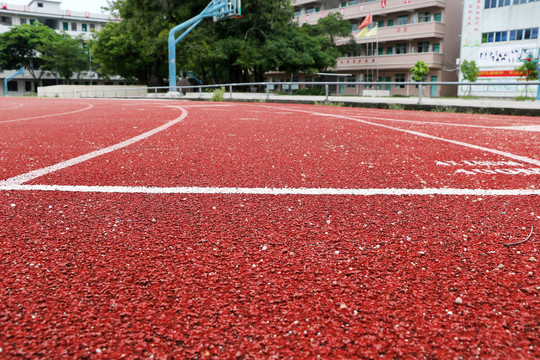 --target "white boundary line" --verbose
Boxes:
[0,103,24,111]
[266,106,540,167]
[1,103,538,196]
[1,184,539,196]
[345,115,540,131]
[0,102,94,124]
[0,107,188,186]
